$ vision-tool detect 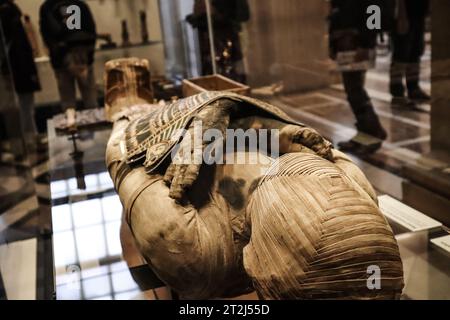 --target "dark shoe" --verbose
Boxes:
[338,139,382,154]
[408,88,430,102]
[389,82,406,100]
[337,140,360,152]
[338,132,383,154]
[391,96,417,109]
[368,125,387,141]
[355,121,387,140]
